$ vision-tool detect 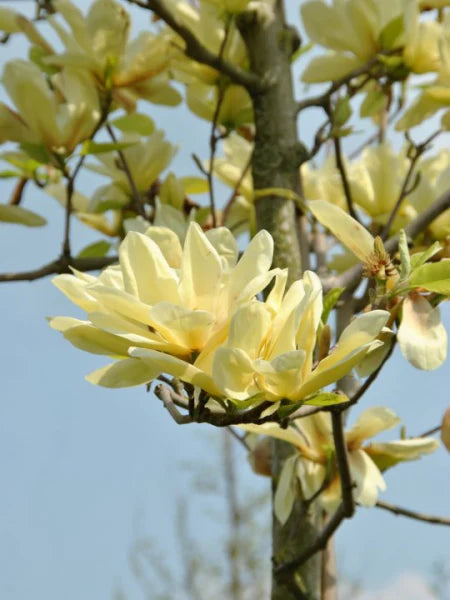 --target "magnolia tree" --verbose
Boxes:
[1,0,450,598]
